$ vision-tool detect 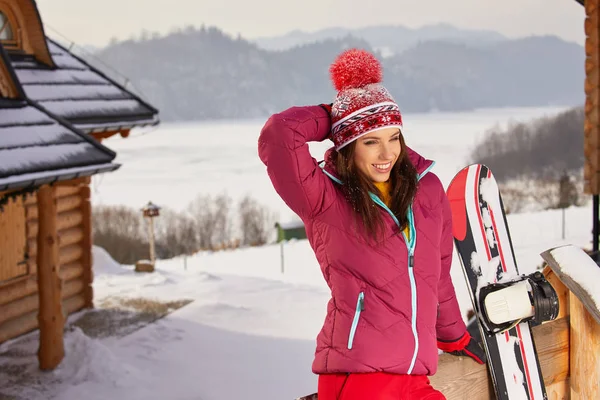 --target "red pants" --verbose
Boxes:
[318,372,446,400]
